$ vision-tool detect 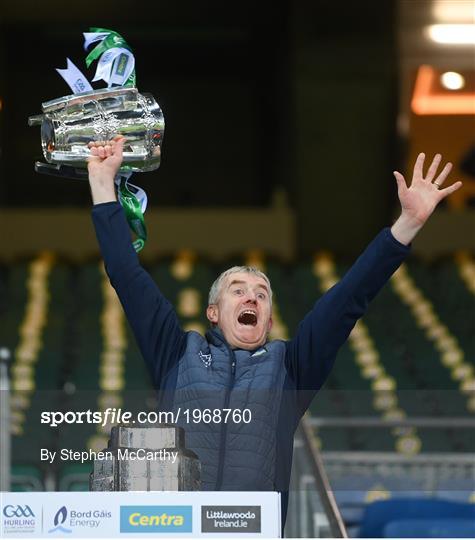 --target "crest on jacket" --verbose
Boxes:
[198,350,212,367]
